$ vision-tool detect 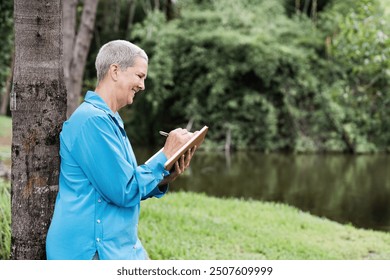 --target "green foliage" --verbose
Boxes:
[332,2,388,77]
[0,179,11,260]
[131,0,324,150]
[140,192,390,259]
[0,0,13,108]
[123,0,390,153]
[322,0,390,152]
